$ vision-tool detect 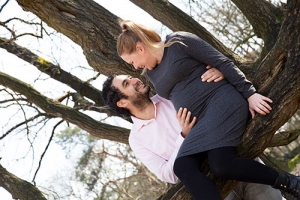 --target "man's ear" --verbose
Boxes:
[116,99,129,108]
